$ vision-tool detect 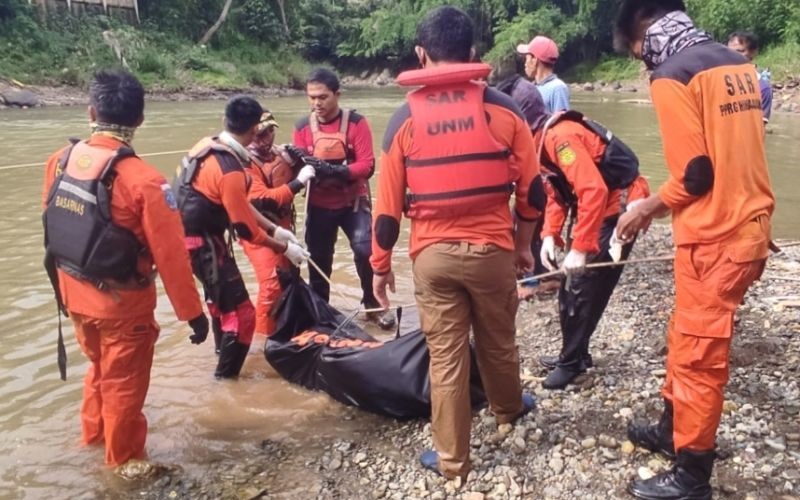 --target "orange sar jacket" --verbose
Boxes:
[41,134,203,321]
[650,41,774,244]
[371,68,541,275]
[538,120,650,253]
[188,139,271,246]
